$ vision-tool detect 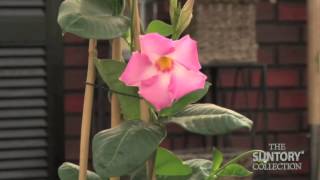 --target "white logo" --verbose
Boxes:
[252,143,304,171]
